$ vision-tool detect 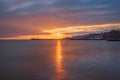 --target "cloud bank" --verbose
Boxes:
[0,0,120,38]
